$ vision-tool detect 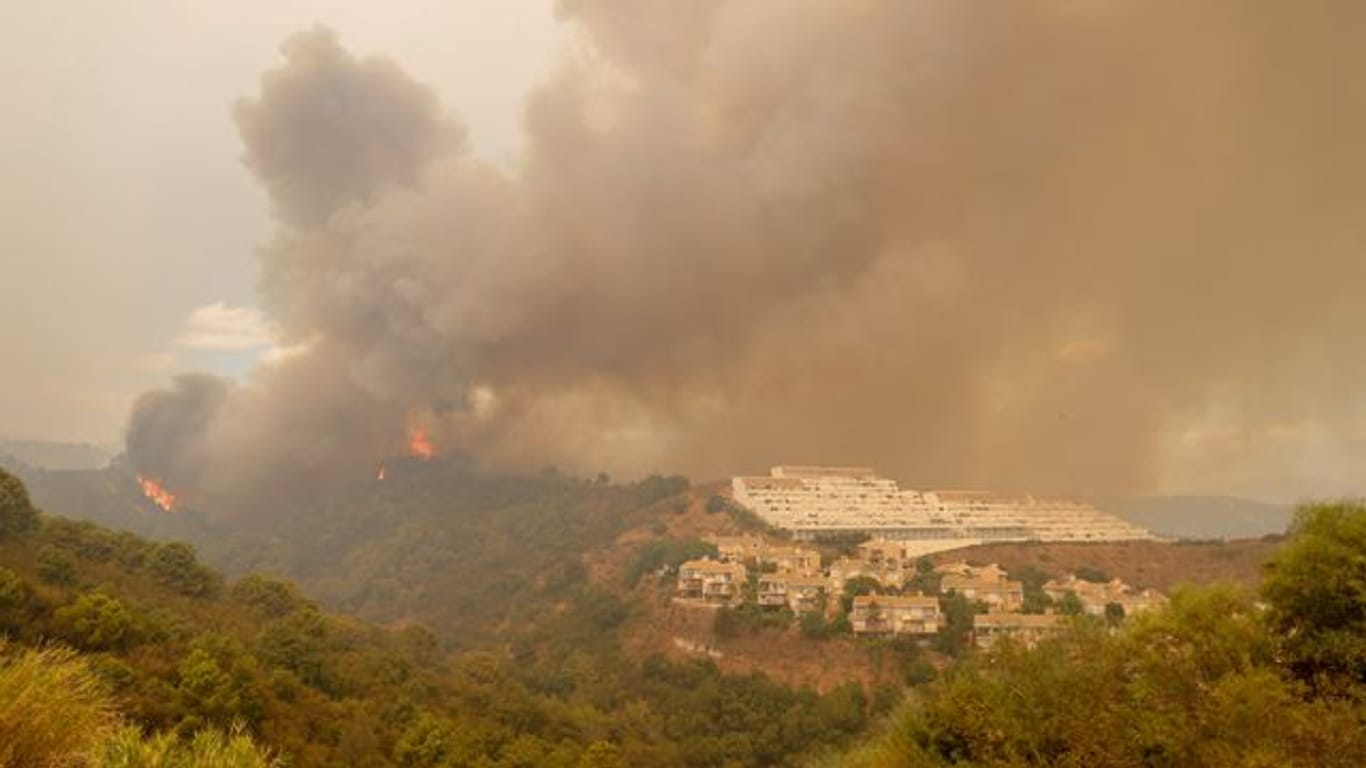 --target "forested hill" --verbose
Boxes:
[13,460,710,645]
[2,466,871,766]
